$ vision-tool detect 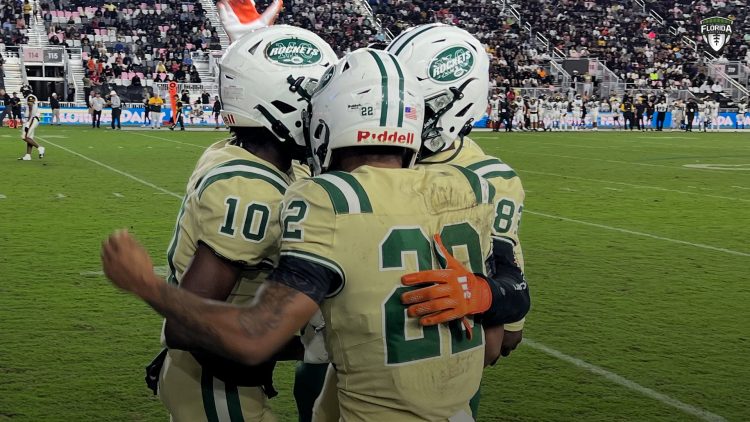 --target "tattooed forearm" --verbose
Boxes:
[238,282,301,339]
[141,280,310,365]
[146,283,229,356]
